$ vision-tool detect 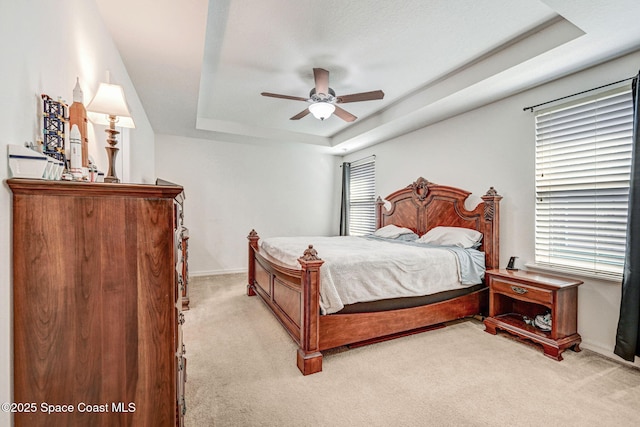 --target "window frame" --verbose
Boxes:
[347,157,376,236]
[533,84,633,280]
